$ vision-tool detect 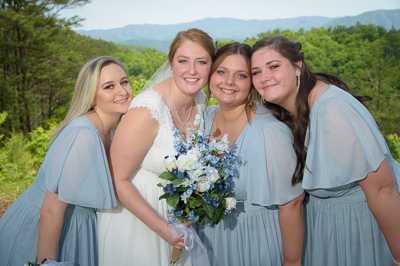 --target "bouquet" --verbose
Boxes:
[158,114,239,265]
